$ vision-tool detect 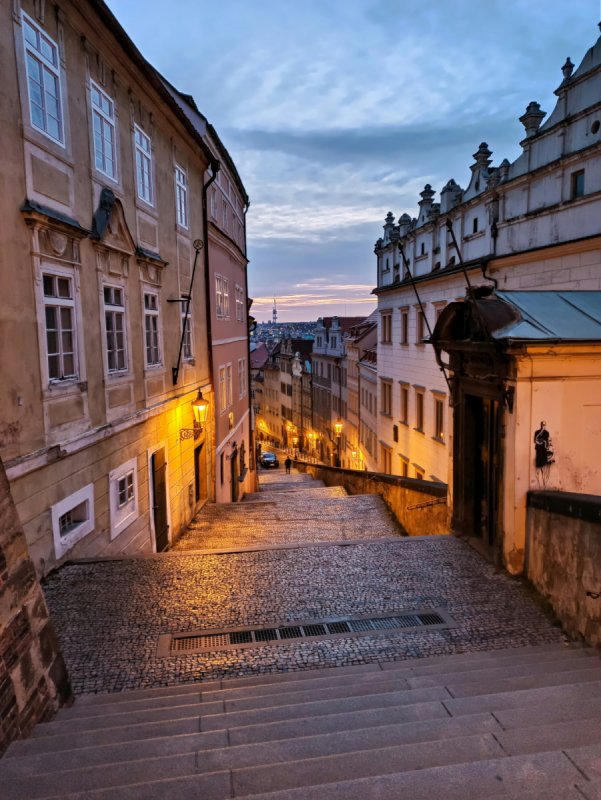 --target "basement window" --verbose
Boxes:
[51,484,95,559]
